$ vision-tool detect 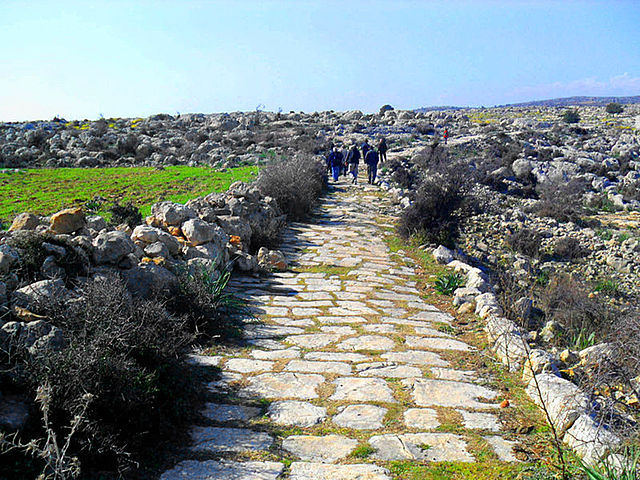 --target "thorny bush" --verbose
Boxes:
[5,274,196,475]
[257,154,327,220]
[397,158,475,248]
